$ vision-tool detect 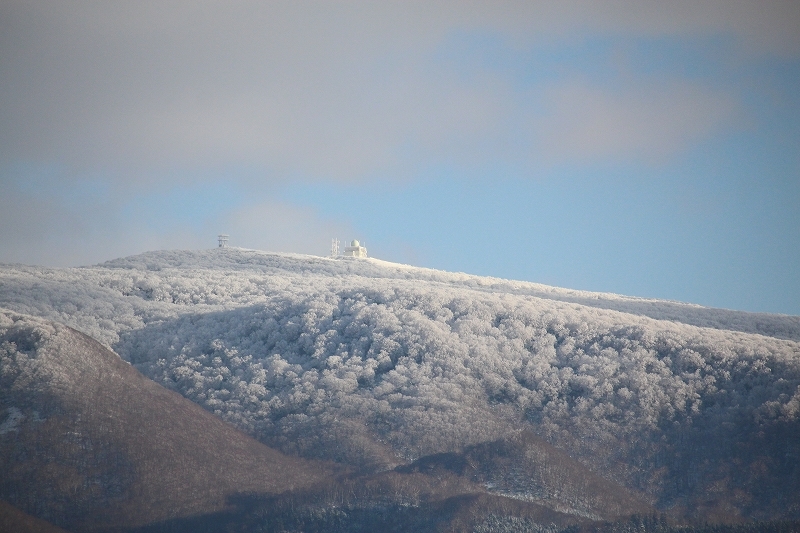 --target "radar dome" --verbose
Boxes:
[351,240,360,247]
